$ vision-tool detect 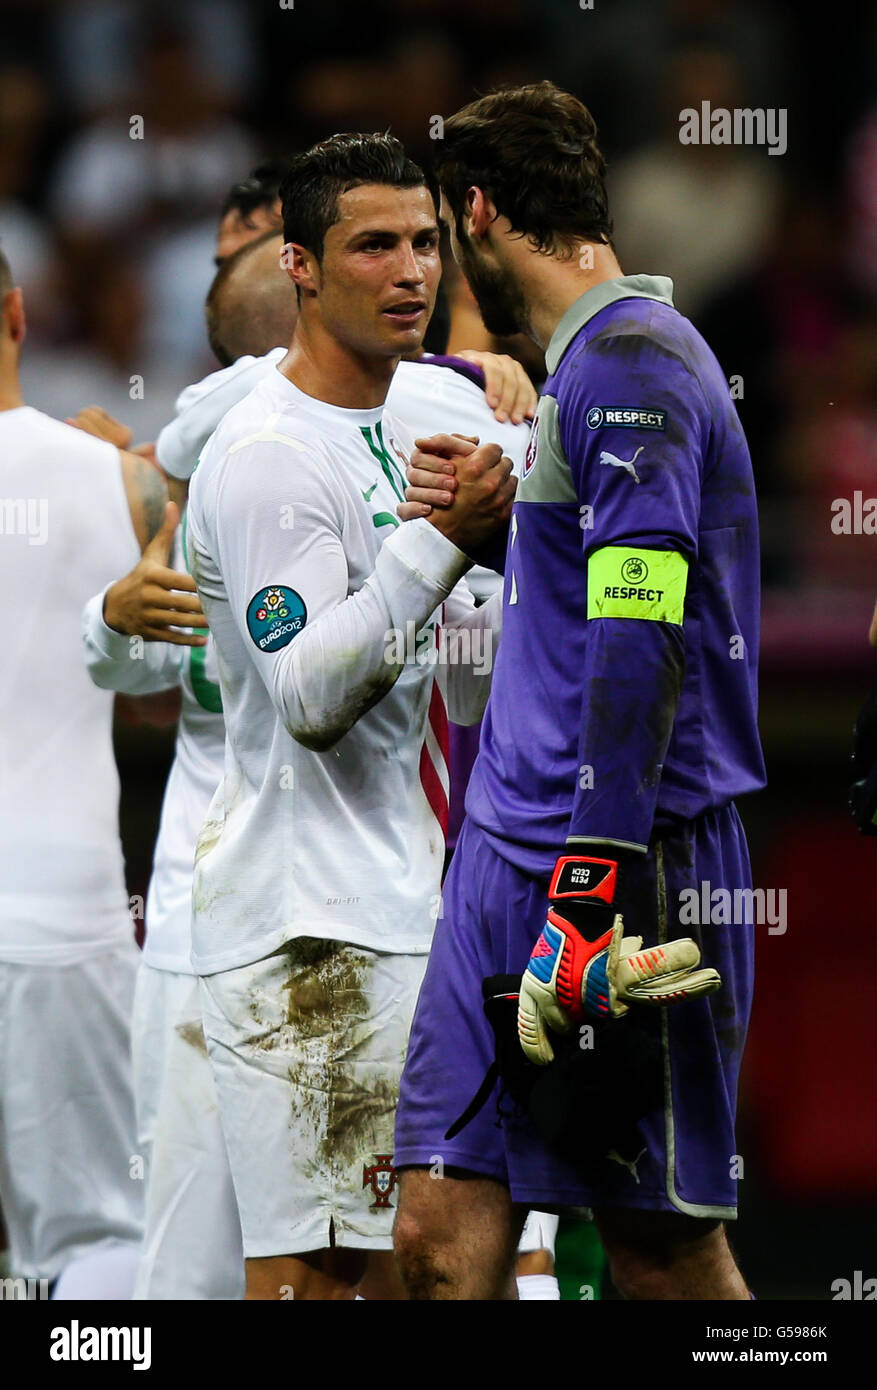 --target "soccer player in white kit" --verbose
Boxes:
[82,226,556,1301]
[0,248,179,1298]
[186,134,515,1300]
